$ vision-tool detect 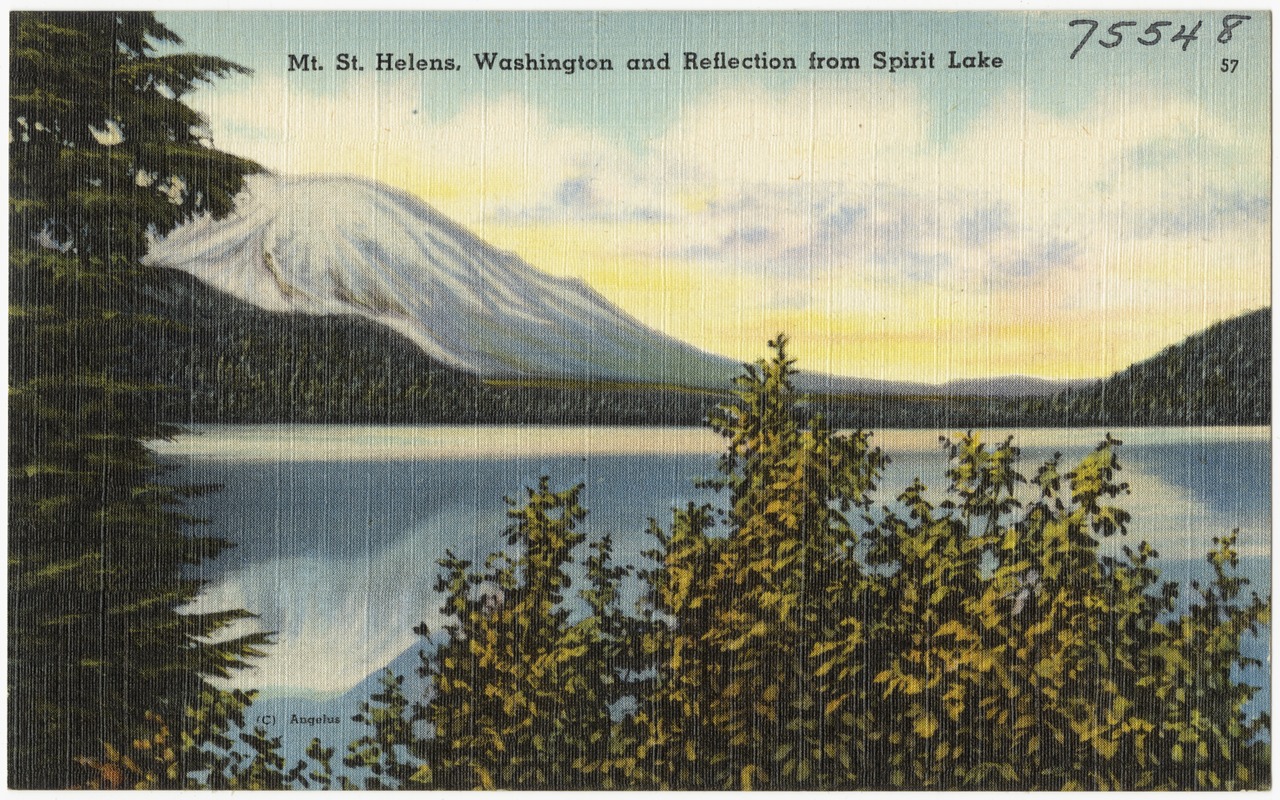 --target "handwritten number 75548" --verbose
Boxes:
[1070,15,1250,59]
